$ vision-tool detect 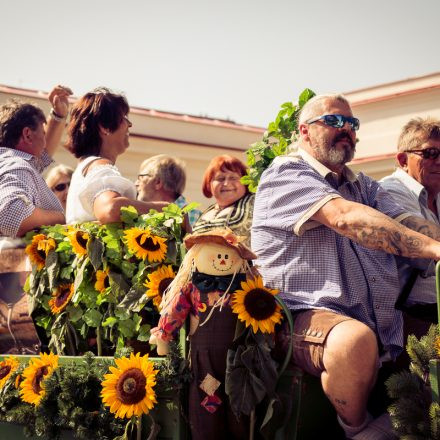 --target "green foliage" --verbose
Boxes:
[0,347,190,439]
[241,88,315,192]
[25,204,186,356]
[386,325,440,439]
